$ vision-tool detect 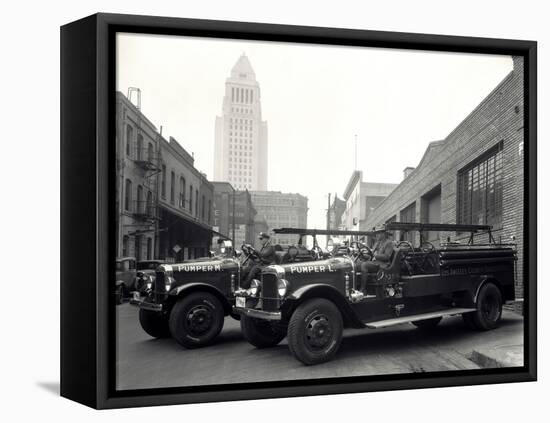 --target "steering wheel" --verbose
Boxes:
[418,241,437,272]
[420,241,436,252]
[240,244,260,265]
[397,240,414,250]
[311,245,323,260]
[359,246,373,260]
